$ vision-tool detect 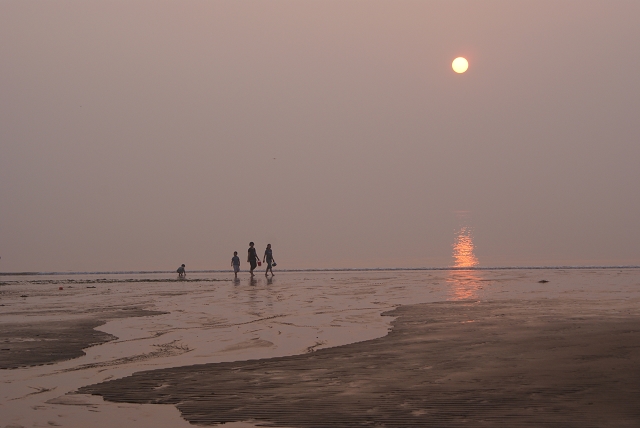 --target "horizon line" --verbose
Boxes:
[1,265,639,276]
